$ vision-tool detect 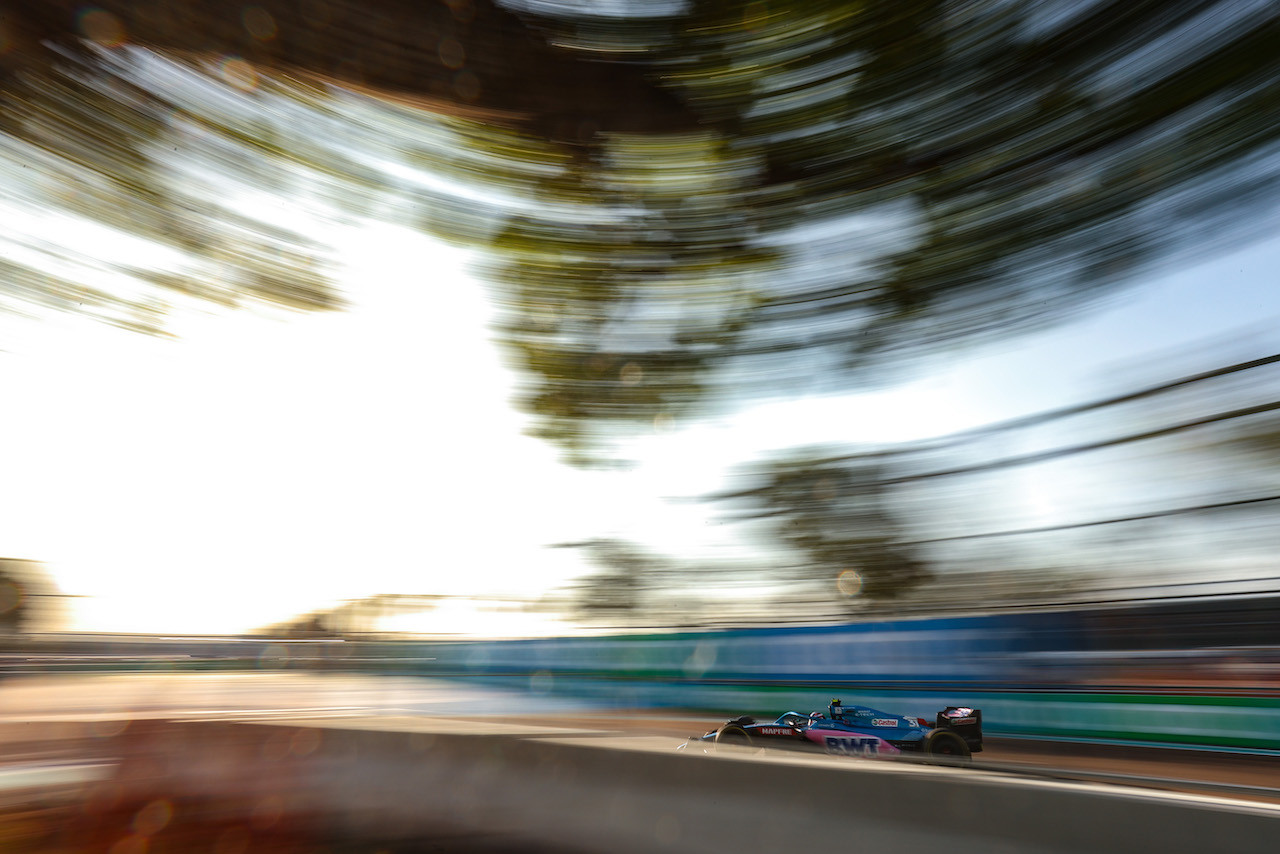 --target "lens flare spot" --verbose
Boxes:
[290,727,322,756]
[79,9,126,47]
[90,718,131,738]
[530,669,554,693]
[0,581,22,615]
[438,38,465,70]
[242,6,278,41]
[257,643,288,667]
[620,362,643,386]
[132,799,173,837]
[837,570,863,598]
[446,0,475,24]
[219,56,259,92]
[682,642,716,678]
